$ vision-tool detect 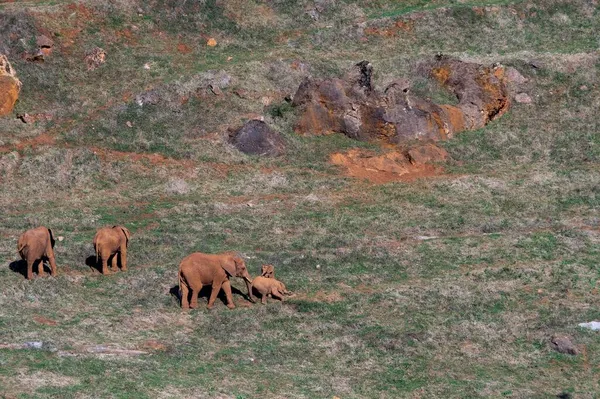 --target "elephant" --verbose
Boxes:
[93,226,131,275]
[178,251,253,310]
[17,226,58,280]
[250,276,291,304]
[261,264,275,278]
